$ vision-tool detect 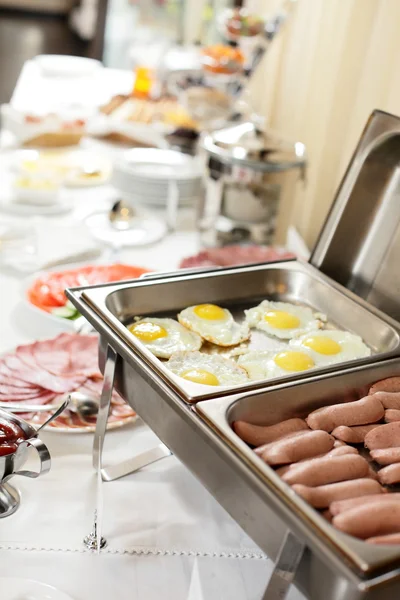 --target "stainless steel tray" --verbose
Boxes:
[196,359,400,581]
[68,259,400,403]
